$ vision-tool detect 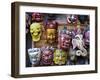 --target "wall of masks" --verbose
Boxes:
[26,12,90,67]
